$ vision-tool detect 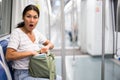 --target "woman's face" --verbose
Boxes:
[23,10,39,32]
